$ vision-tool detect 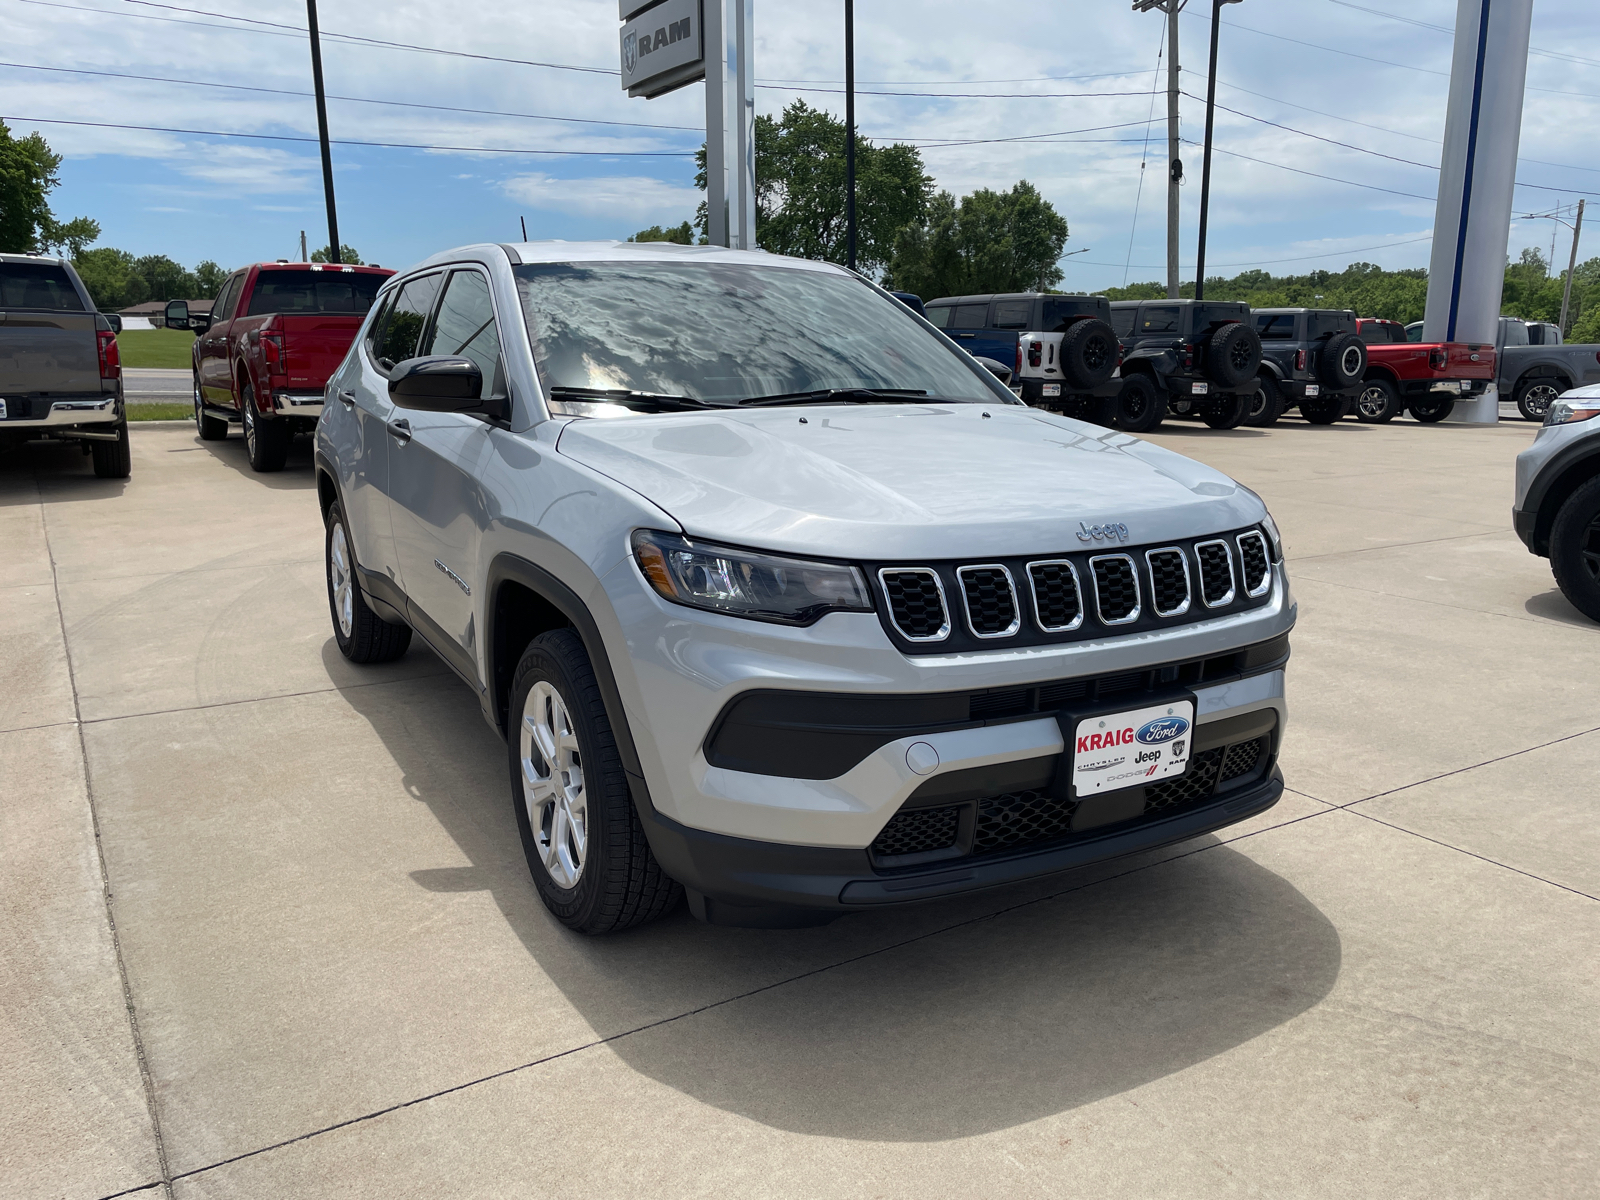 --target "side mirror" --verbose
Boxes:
[103,313,123,334]
[975,356,1013,385]
[388,355,497,415]
[164,300,189,329]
